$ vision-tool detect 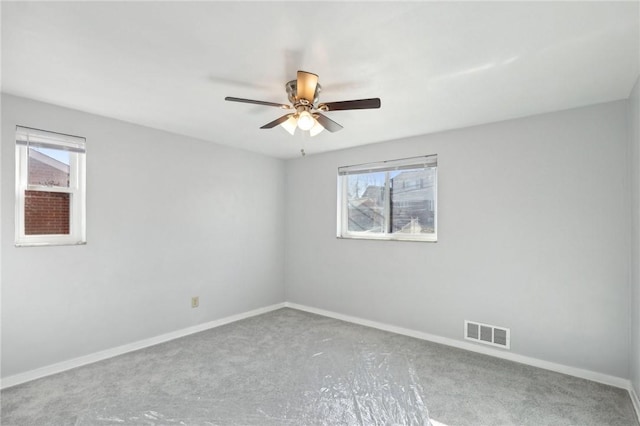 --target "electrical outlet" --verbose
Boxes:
[191,296,199,308]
